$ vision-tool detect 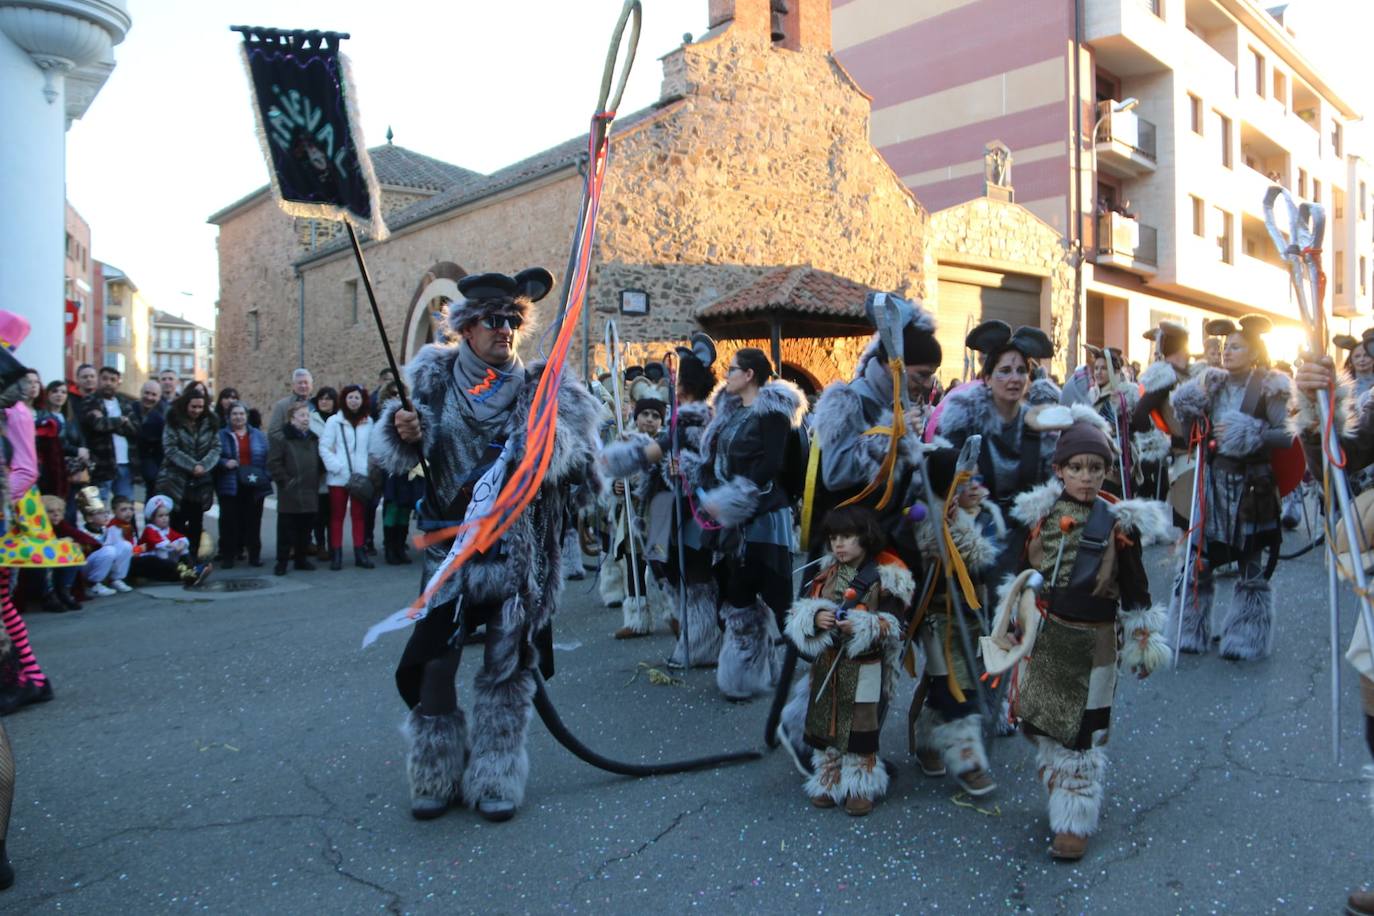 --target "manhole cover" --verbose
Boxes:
[197,578,273,592]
